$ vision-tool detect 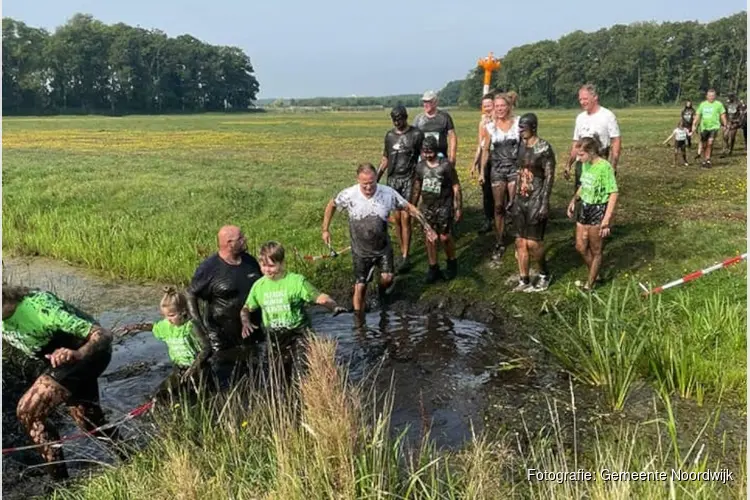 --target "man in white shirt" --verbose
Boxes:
[564,84,622,191]
[321,163,437,316]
